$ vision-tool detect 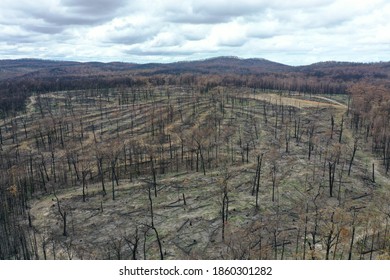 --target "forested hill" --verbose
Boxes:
[1,56,389,80]
[0,56,389,114]
[0,56,291,80]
